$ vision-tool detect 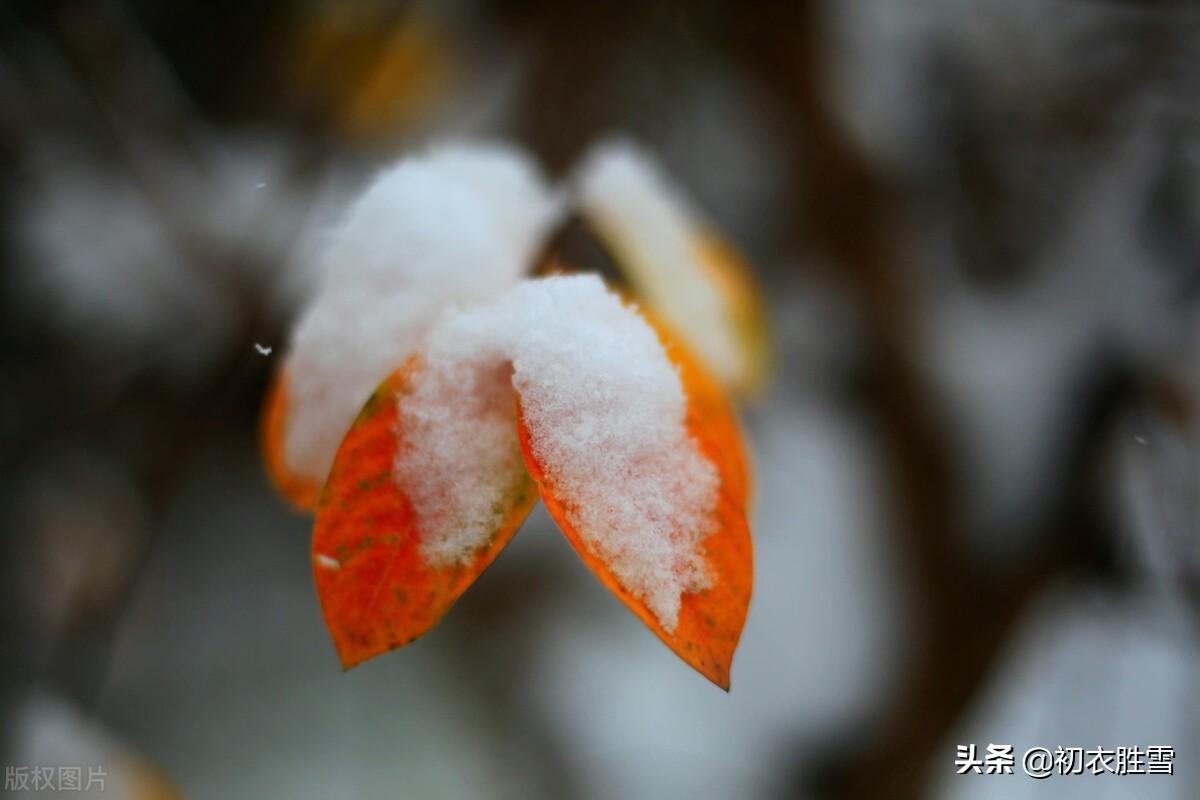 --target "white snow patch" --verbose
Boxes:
[395,275,718,631]
[574,137,744,388]
[281,142,559,483]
